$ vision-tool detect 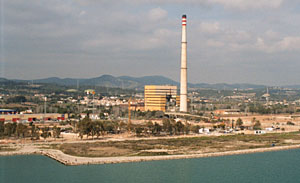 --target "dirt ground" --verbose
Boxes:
[56,131,300,157]
[225,114,300,131]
